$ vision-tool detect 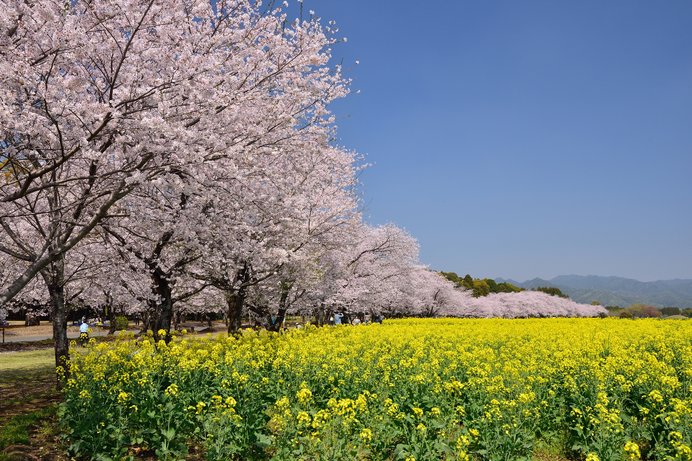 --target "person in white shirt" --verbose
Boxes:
[79,318,89,346]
